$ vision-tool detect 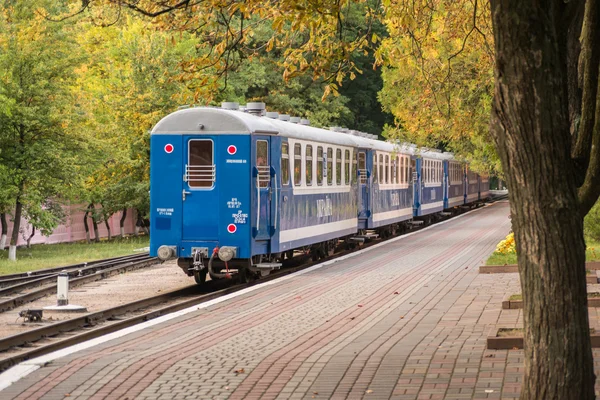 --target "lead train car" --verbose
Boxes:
[150,106,484,283]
